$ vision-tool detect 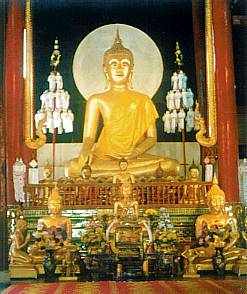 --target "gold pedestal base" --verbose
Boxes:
[183,273,200,278]
[59,276,78,281]
[232,260,247,276]
[196,263,233,272]
[9,264,38,279]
